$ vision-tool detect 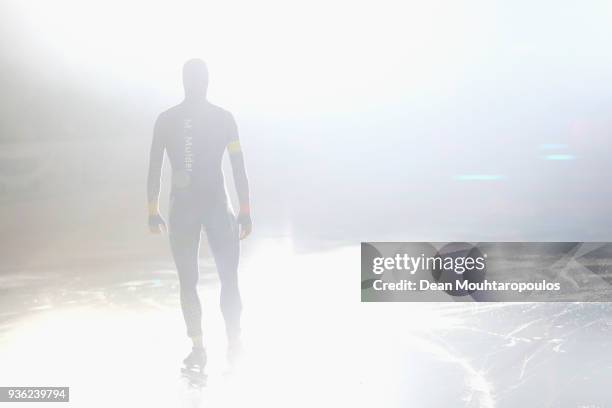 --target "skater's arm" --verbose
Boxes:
[228,140,250,215]
[226,113,252,239]
[147,114,167,233]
